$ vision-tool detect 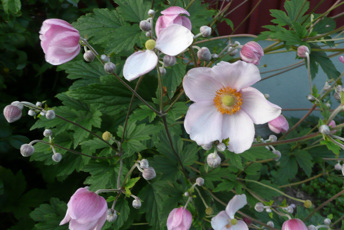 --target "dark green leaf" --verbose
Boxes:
[116,0,151,23]
[162,61,186,98]
[294,150,313,177]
